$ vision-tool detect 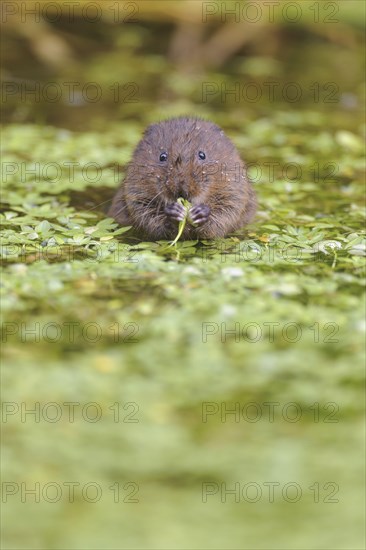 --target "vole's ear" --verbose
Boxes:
[143,123,159,137]
[210,123,225,135]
